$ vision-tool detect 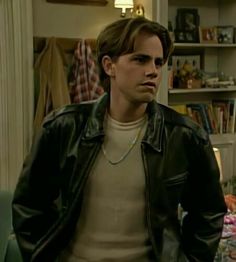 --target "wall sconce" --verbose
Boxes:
[114,0,134,17]
[133,3,145,17]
